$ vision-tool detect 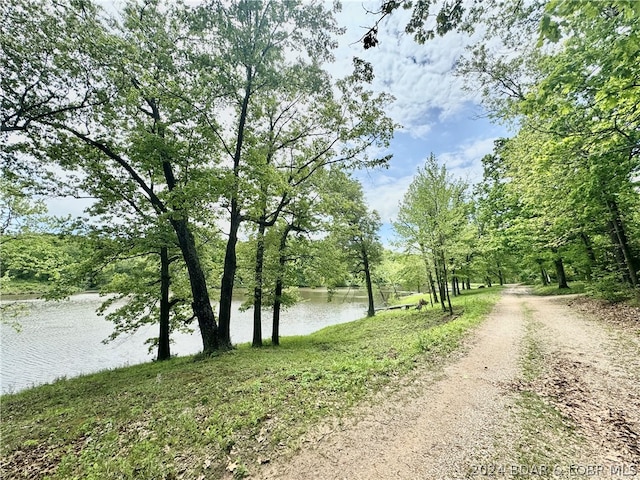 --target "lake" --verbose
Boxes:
[0,287,381,394]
